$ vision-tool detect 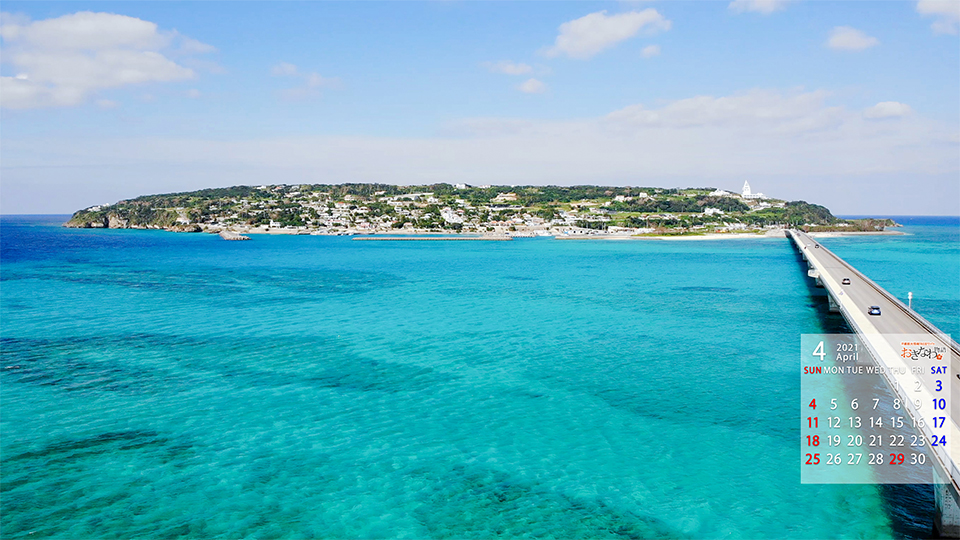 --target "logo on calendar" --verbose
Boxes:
[900,341,945,362]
